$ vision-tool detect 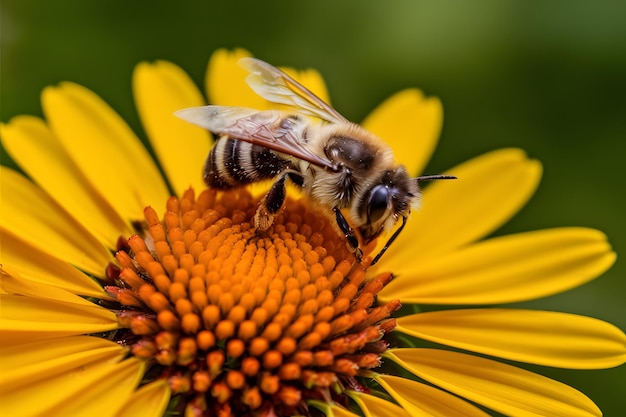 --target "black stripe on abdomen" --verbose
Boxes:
[204,137,235,188]
[223,139,252,183]
[250,144,289,180]
[203,138,290,189]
